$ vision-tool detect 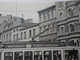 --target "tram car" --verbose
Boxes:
[0,46,79,60]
